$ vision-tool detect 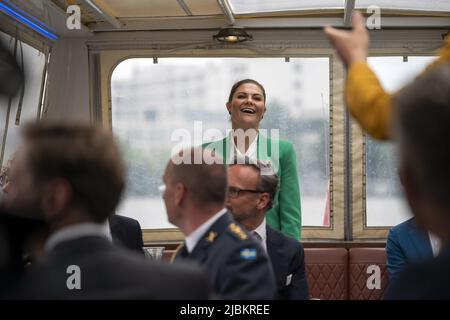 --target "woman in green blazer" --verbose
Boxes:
[204,79,302,240]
